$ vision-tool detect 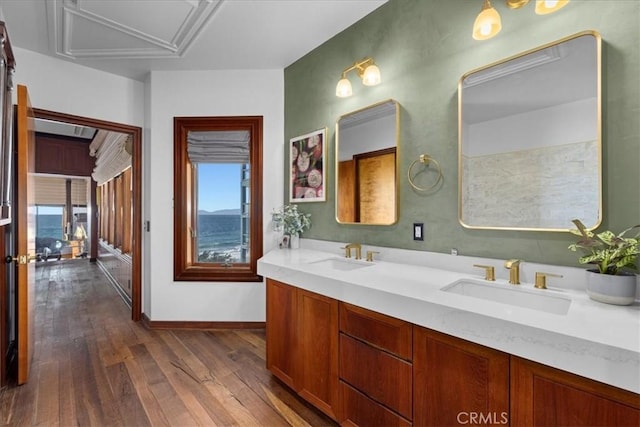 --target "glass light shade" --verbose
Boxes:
[336,78,353,97]
[535,0,569,15]
[361,64,381,86]
[472,2,502,40]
